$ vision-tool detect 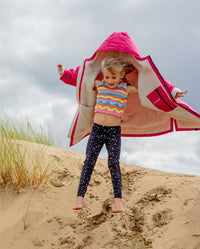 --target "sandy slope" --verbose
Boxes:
[0,142,200,249]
